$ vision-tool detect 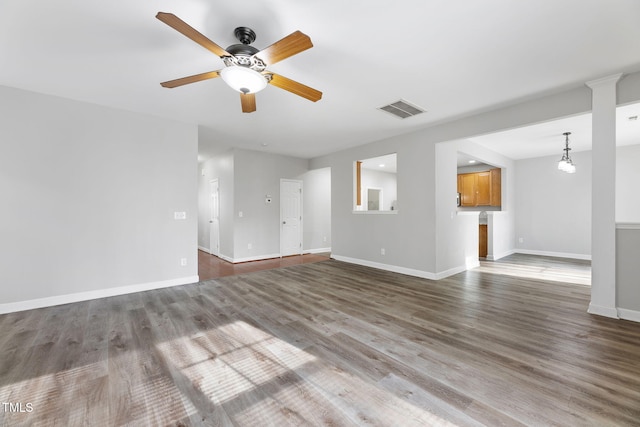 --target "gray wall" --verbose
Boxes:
[515,150,592,258]
[437,139,515,273]
[615,144,640,317]
[511,144,640,259]
[360,169,397,211]
[312,133,437,275]
[198,148,235,258]
[616,144,640,222]
[301,167,332,252]
[0,85,198,306]
[199,149,331,261]
[233,149,308,260]
[616,227,640,315]
[308,74,606,277]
